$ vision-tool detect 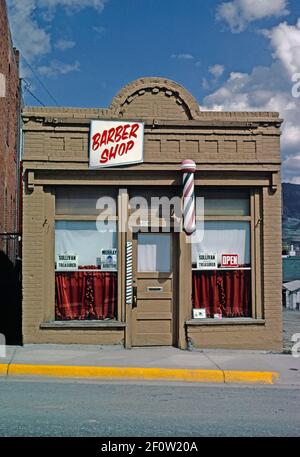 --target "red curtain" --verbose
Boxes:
[193,271,219,317]
[192,270,251,317]
[55,271,117,320]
